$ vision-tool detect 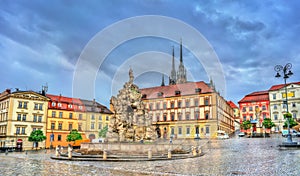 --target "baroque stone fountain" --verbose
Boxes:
[106,68,156,142]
